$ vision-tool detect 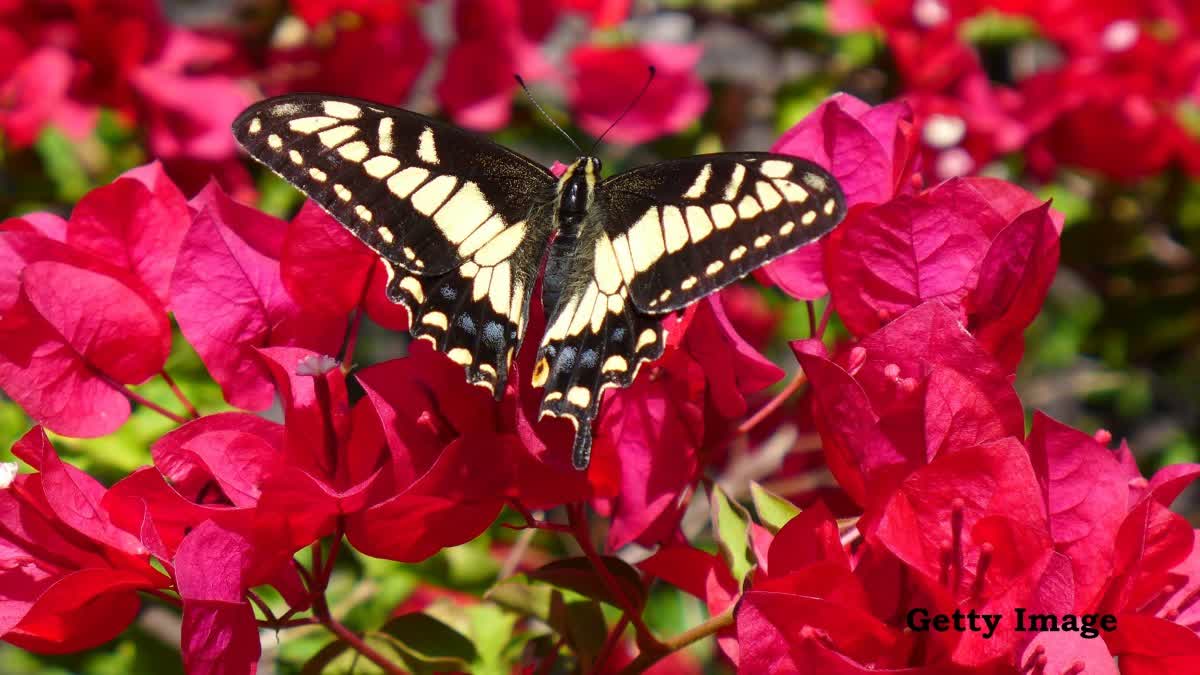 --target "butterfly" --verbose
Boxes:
[232,93,846,470]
